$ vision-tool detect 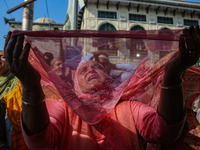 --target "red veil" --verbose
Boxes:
[12,29,200,149]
